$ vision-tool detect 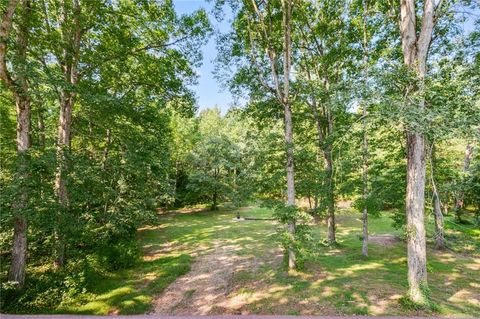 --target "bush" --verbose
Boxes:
[99,240,140,270]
